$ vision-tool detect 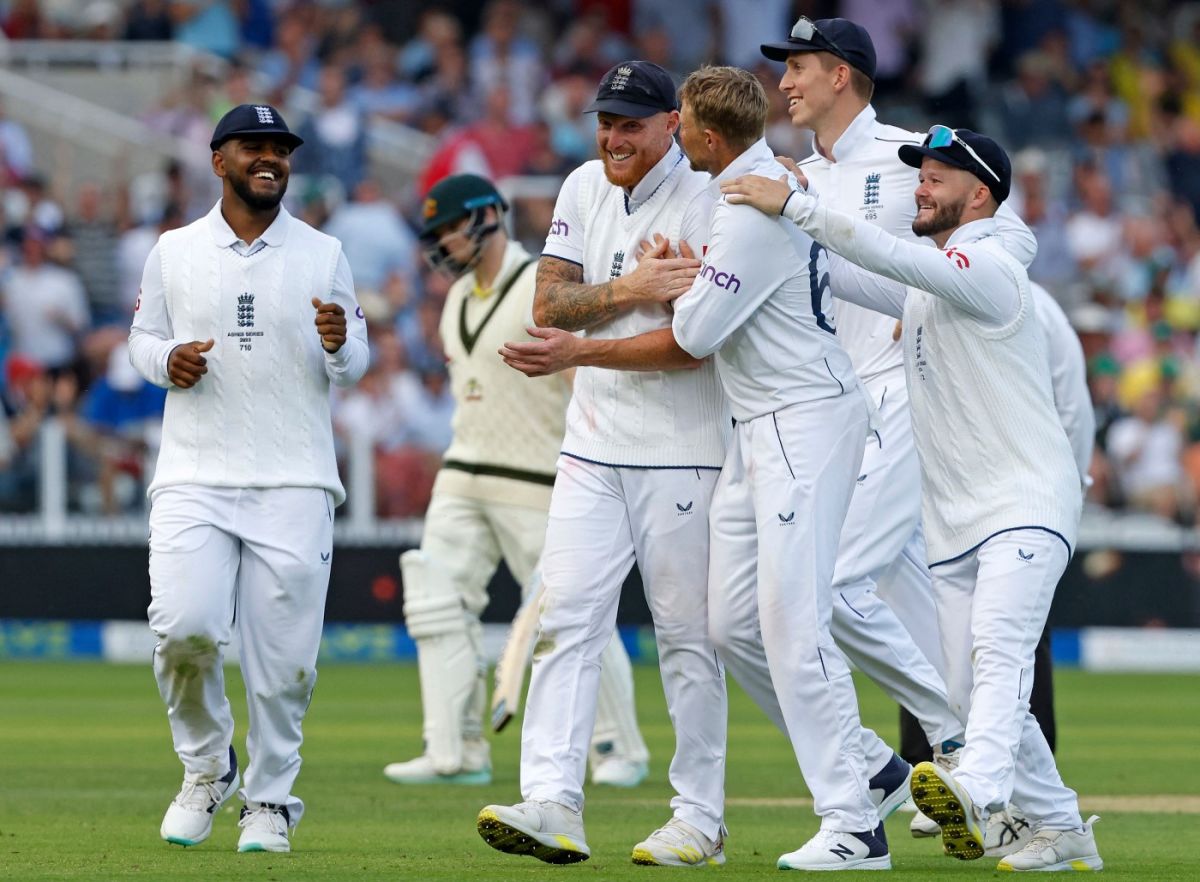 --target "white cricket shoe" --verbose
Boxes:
[911,809,940,838]
[997,816,1102,872]
[160,746,239,847]
[984,806,1035,857]
[592,755,648,788]
[383,739,492,785]
[237,803,291,853]
[476,799,590,864]
[868,752,912,820]
[632,817,726,867]
[777,829,891,871]
[910,761,985,860]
